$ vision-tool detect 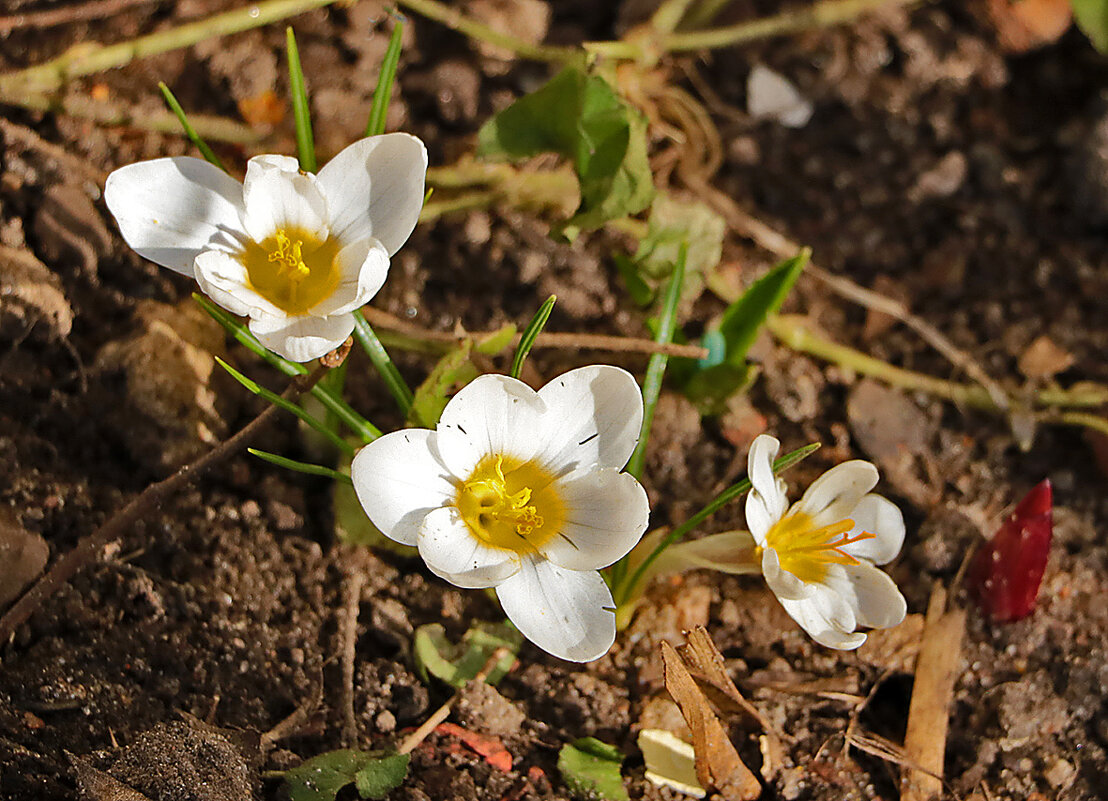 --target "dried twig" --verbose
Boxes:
[340,549,370,747]
[260,670,324,753]
[900,583,966,801]
[0,0,161,35]
[0,365,329,646]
